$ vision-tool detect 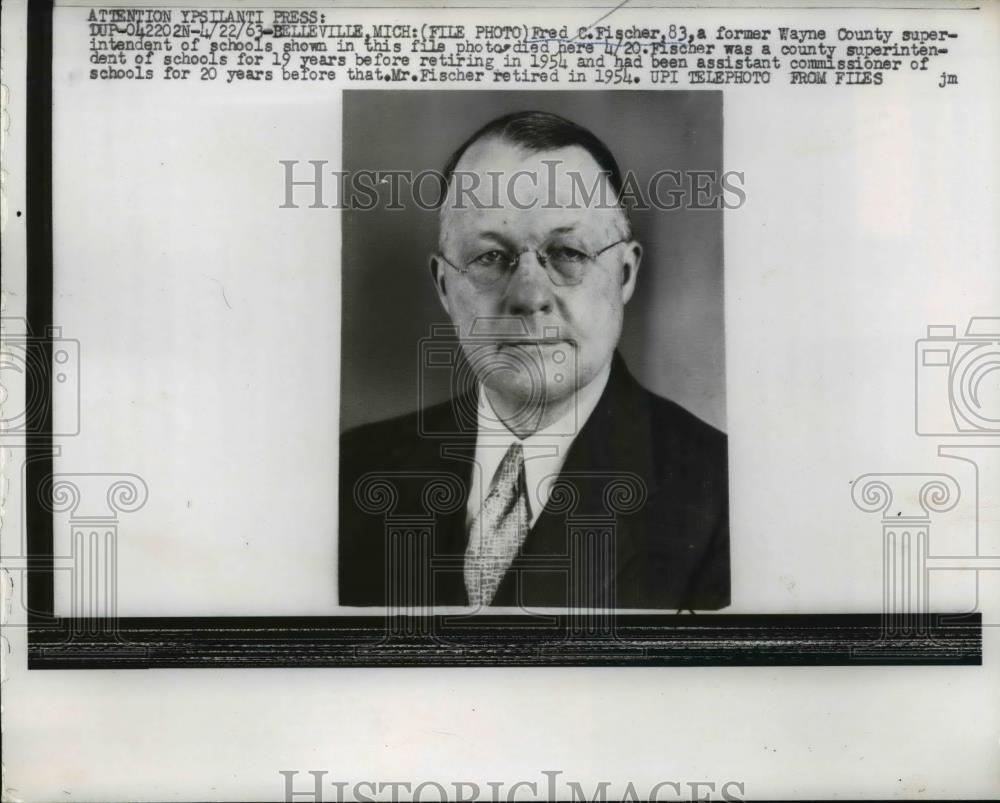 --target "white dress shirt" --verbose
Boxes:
[465,361,612,530]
